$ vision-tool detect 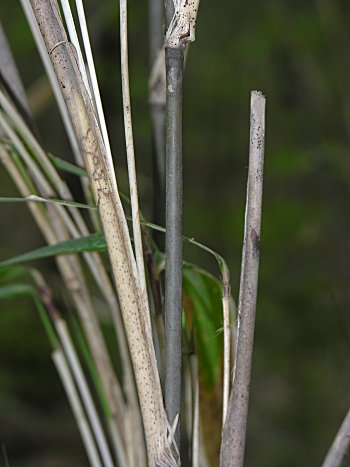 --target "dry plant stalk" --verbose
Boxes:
[28,1,176,464]
[52,348,103,467]
[220,91,266,467]
[0,143,127,459]
[322,409,350,467]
